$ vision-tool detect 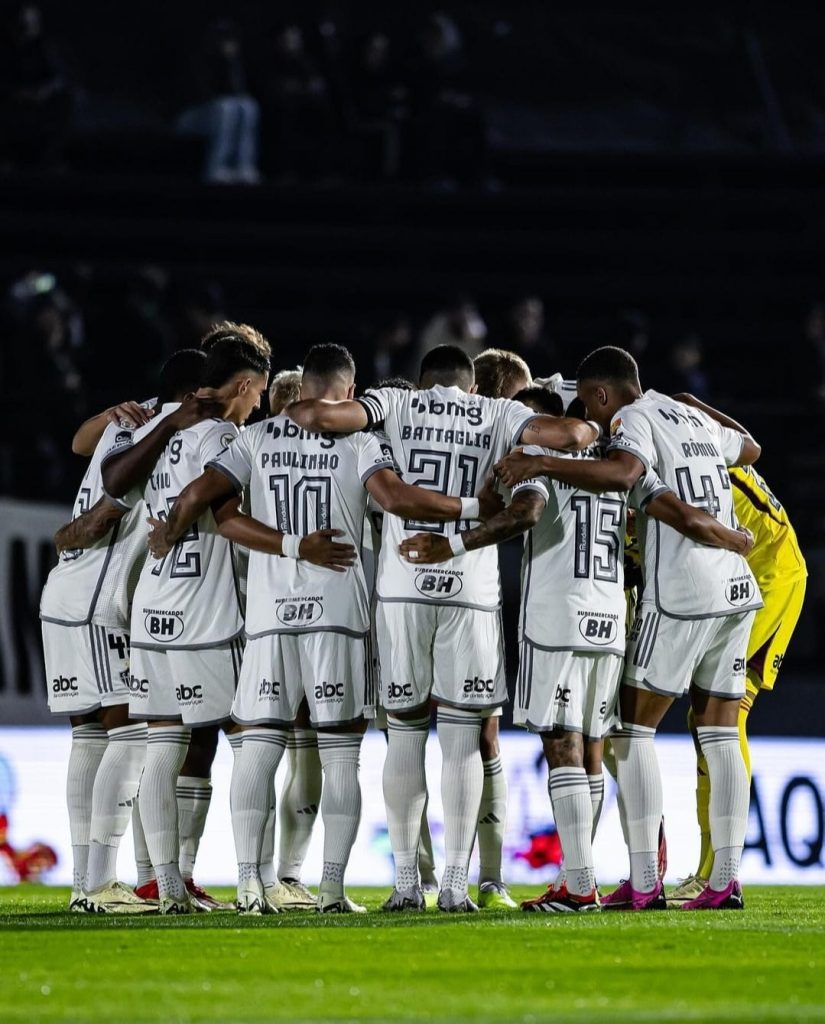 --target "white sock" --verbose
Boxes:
[317,732,363,898]
[418,797,437,886]
[437,708,483,899]
[66,723,107,892]
[177,776,212,882]
[383,715,429,892]
[613,725,661,893]
[478,755,506,885]
[131,790,154,888]
[549,767,594,896]
[141,725,190,900]
[231,728,287,884]
[86,723,147,891]
[277,729,321,882]
[698,725,749,890]
[588,772,605,841]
